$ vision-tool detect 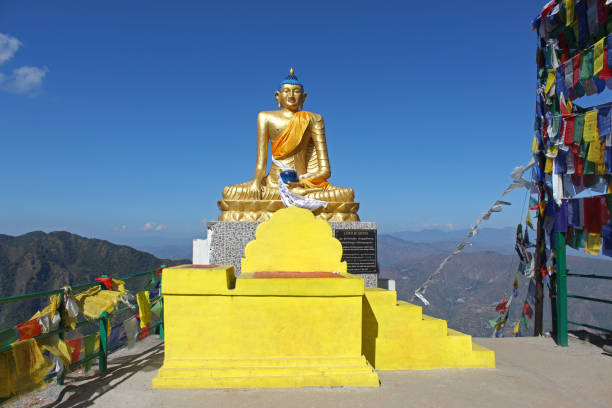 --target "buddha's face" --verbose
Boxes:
[275,84,307,111]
